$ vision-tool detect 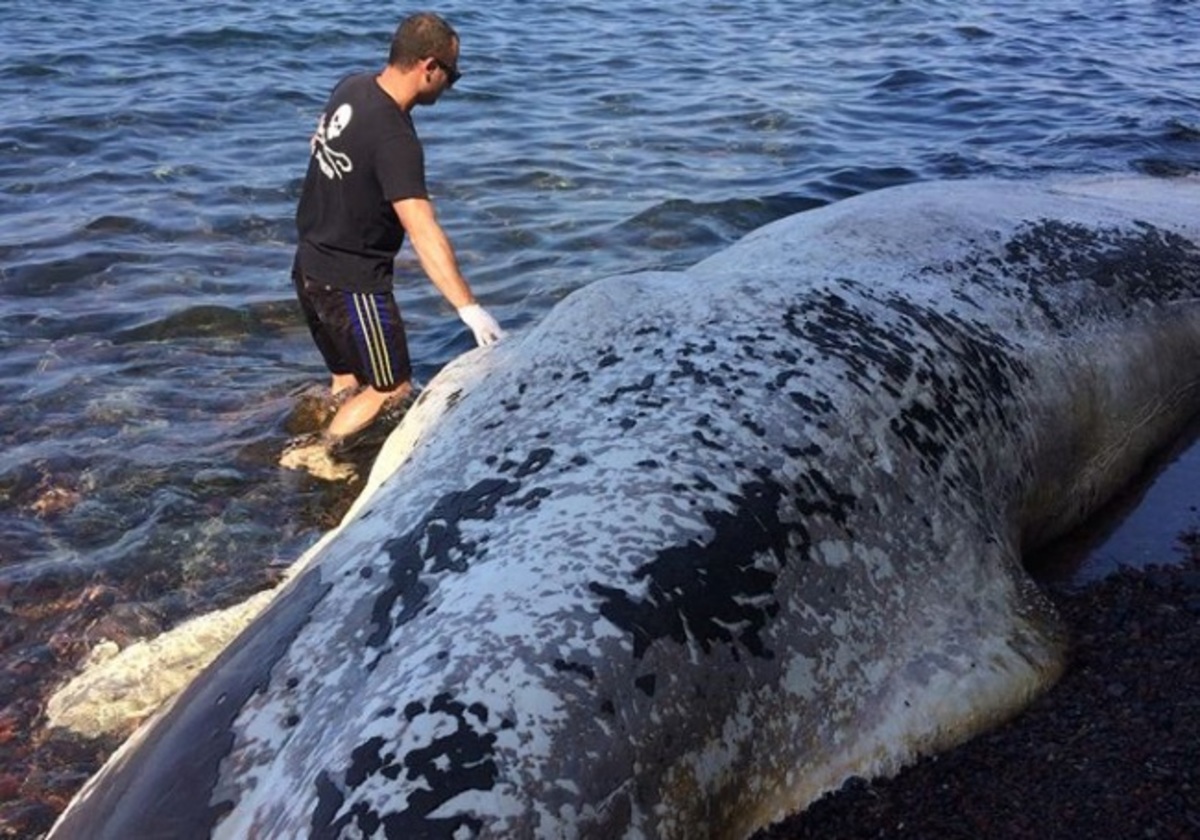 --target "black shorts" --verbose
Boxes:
[294,272,412,392]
